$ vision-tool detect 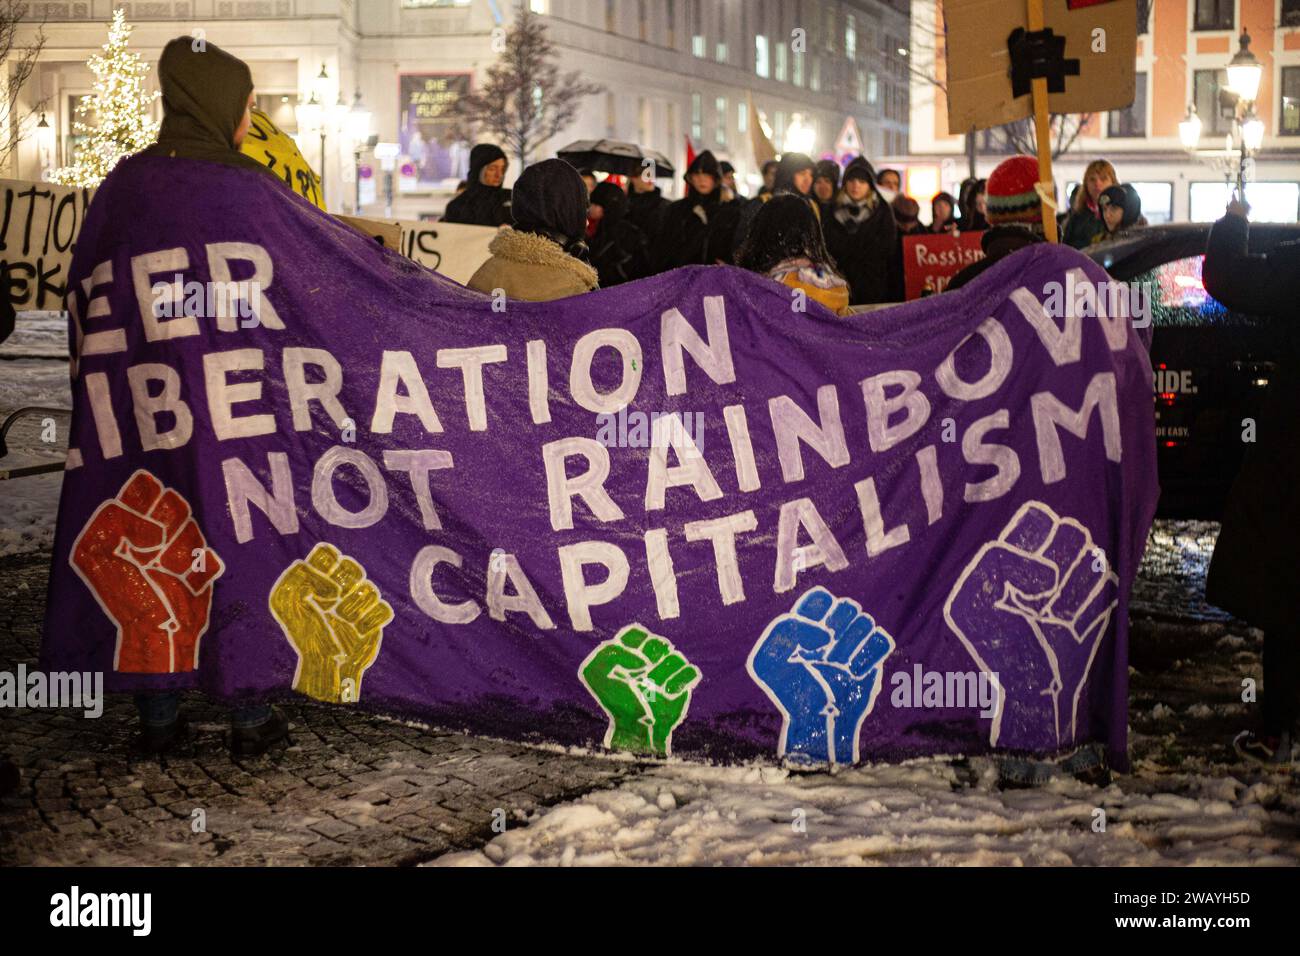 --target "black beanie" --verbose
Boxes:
[511,158,588,244]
